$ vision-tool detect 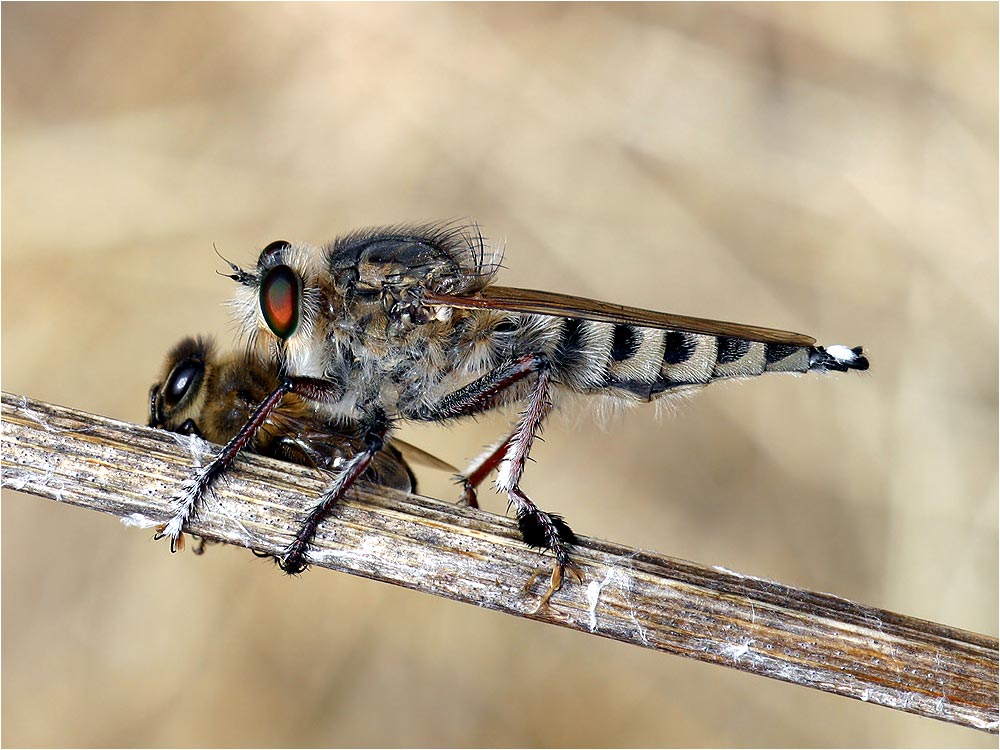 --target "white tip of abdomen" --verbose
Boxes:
[826,345,858,363]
